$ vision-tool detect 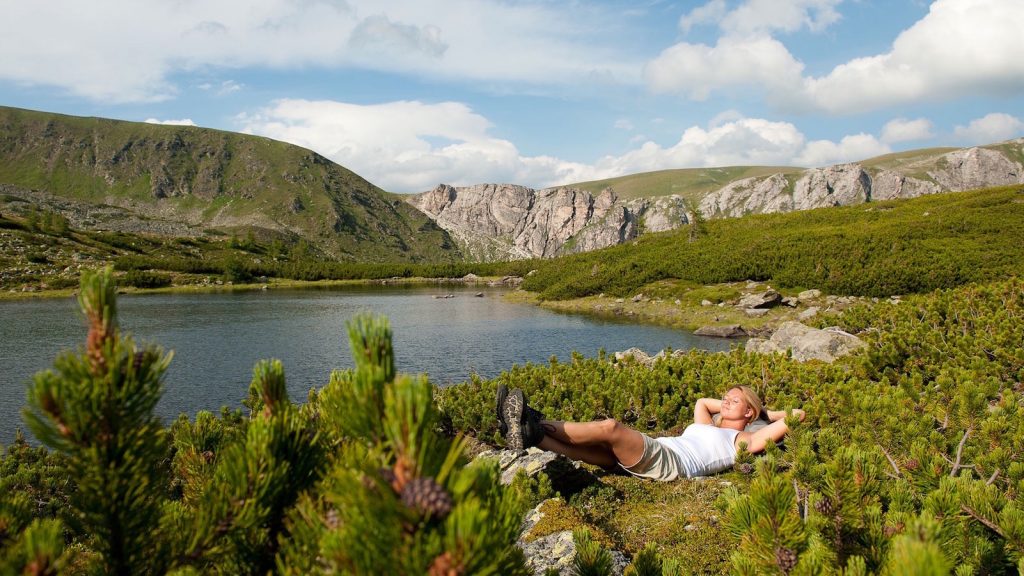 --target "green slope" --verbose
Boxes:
[569,166,805,202]
[521,185,1024,299]
[0,106,458,262]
